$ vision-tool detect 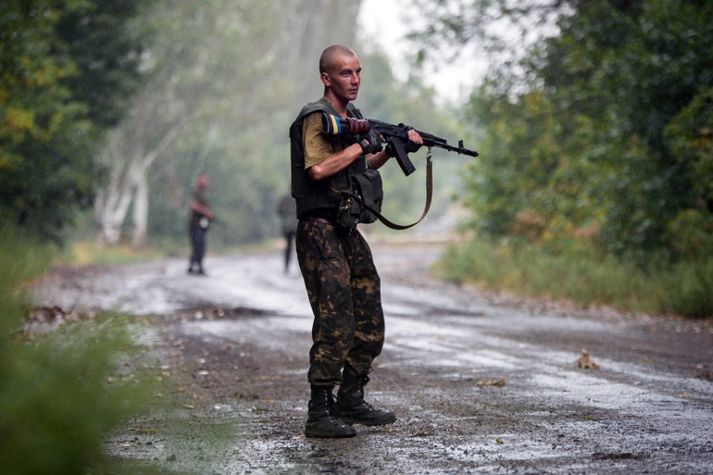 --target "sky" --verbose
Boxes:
[357,0,486,103]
